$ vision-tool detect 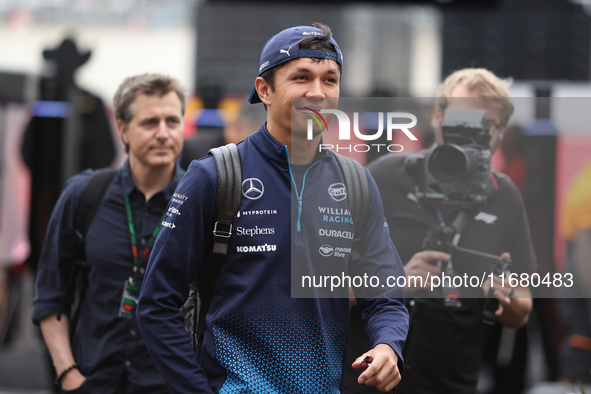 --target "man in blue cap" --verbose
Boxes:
[137,23,408,393]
